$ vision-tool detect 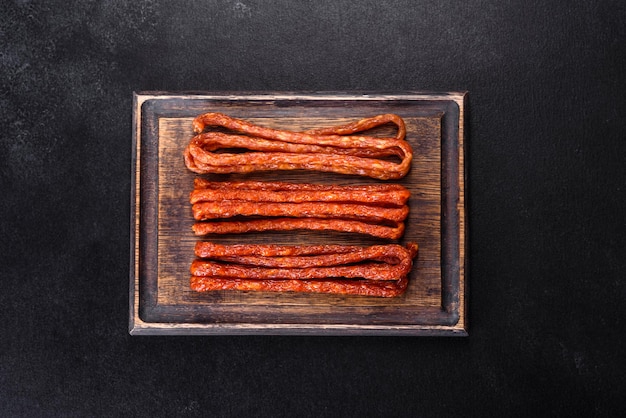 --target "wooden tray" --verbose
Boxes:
[130,92,468,336]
